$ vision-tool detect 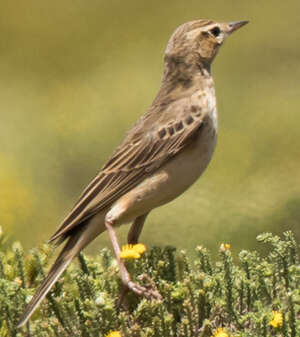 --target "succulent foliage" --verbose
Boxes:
[0,231,299,336]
